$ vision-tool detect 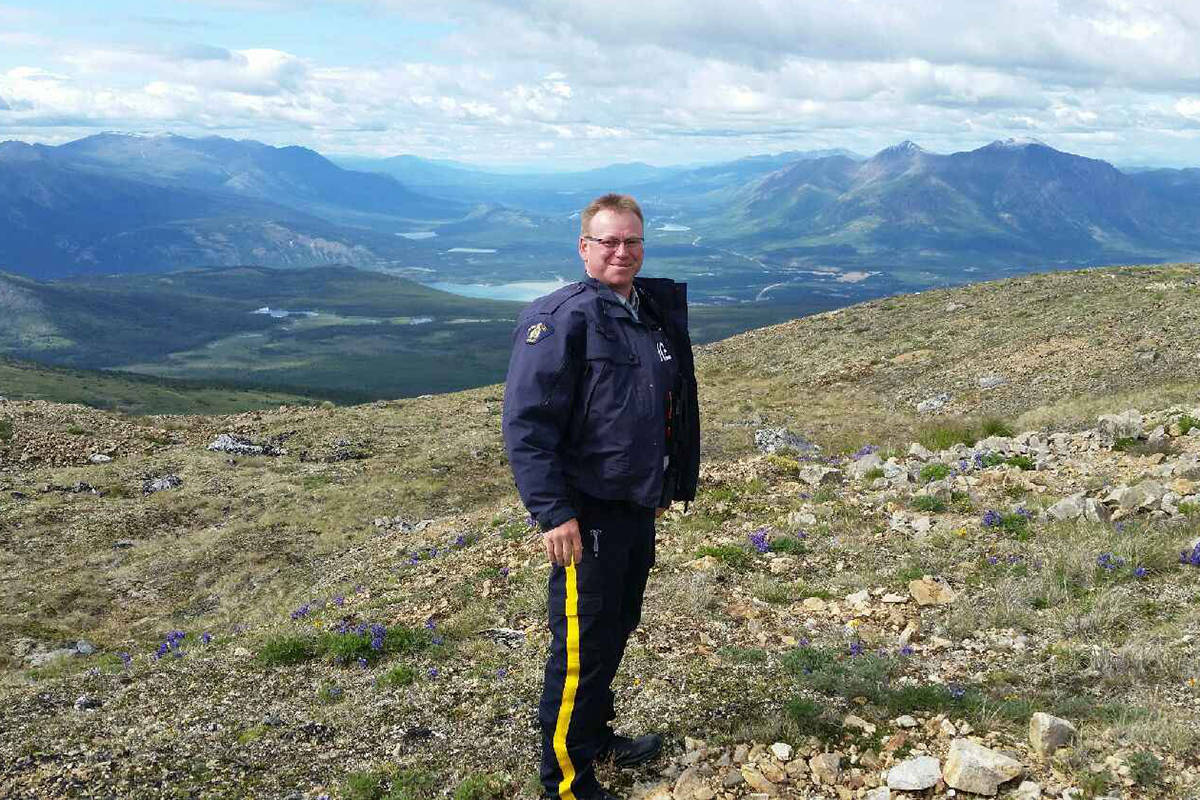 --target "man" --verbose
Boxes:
[502,194,700,800]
